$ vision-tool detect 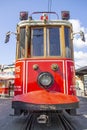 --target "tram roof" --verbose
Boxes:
[18,20,72,27]
[76,66,87,76]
